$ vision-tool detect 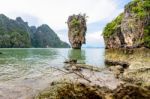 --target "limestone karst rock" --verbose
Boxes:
[103,0,150,49]
[67,14,87,49]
